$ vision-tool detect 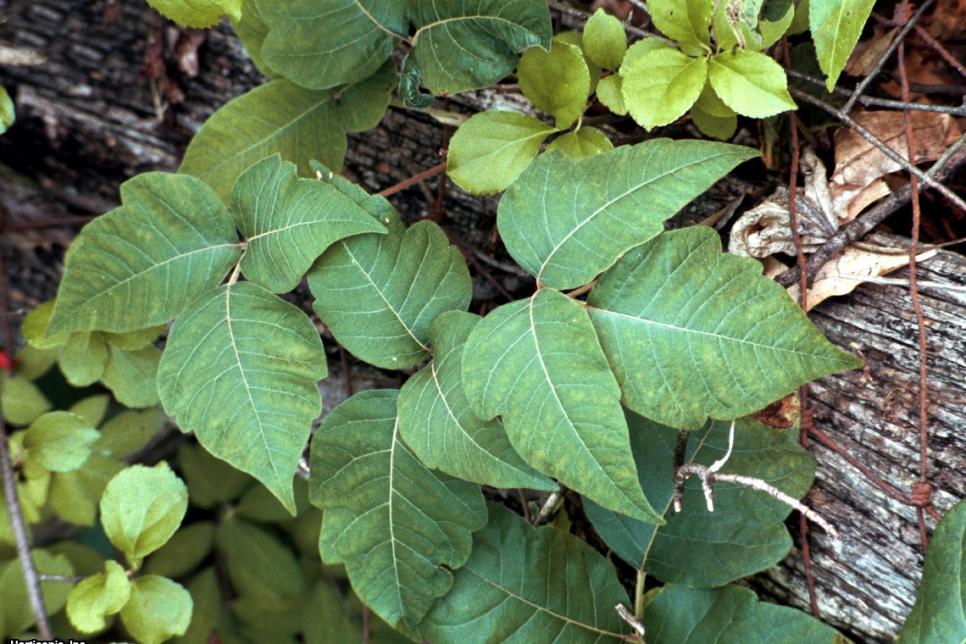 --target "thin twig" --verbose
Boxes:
[785,69,966,116]
[378,162,447,198]
[898,34,933,549]
[565,281,596,299]
[0,229,53,637]
[791,88,966,215]
[841,0,935,115]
